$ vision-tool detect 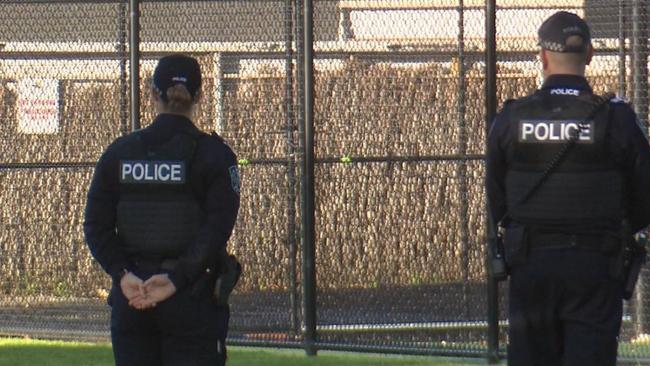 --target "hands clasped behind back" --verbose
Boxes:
[120,272,177,310]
